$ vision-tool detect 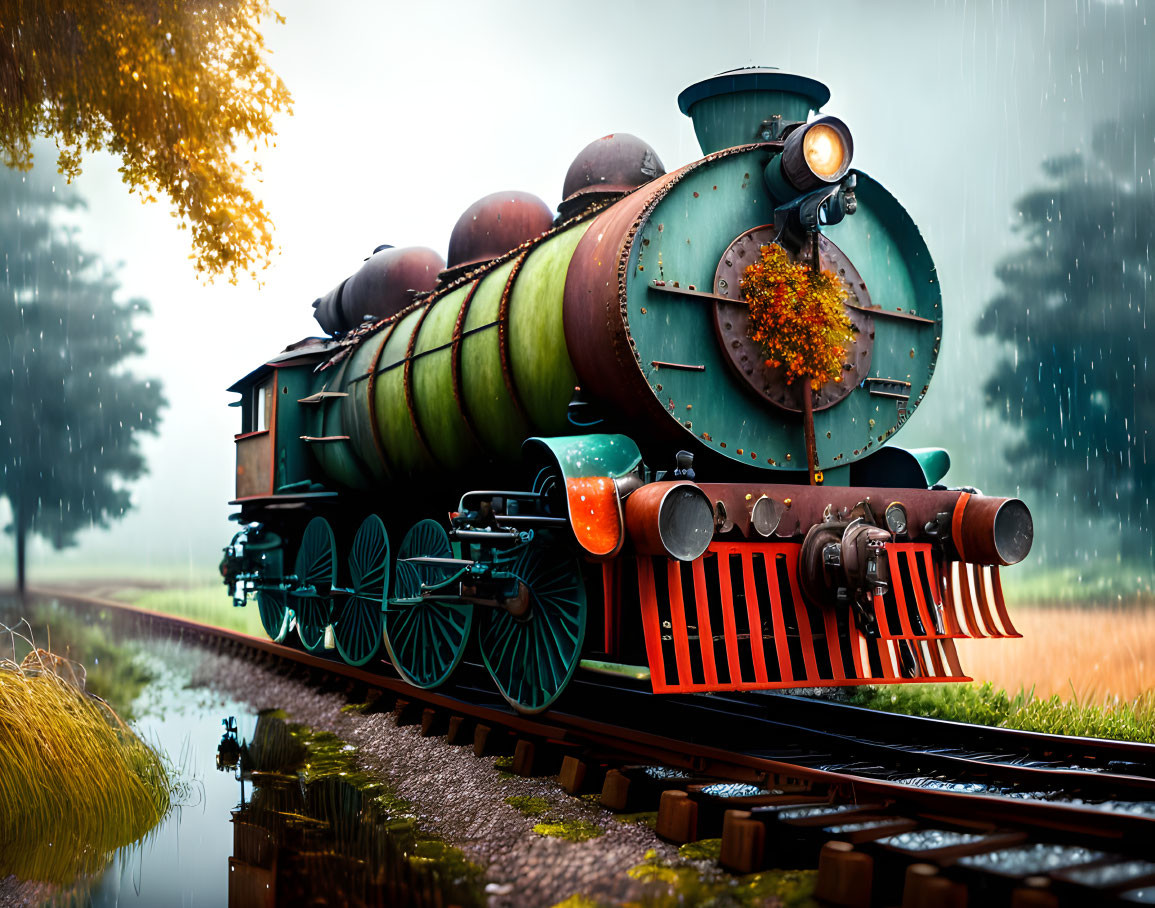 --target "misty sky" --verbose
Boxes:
[5,0,1151,580]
